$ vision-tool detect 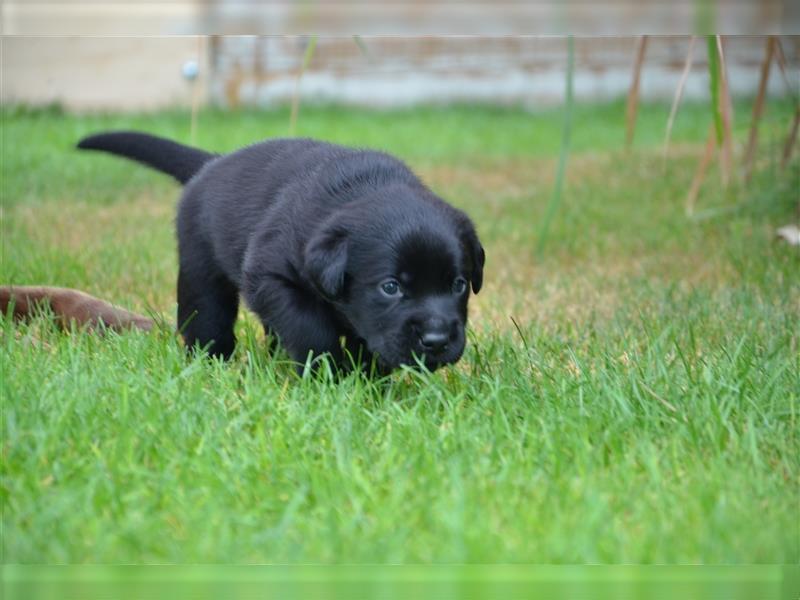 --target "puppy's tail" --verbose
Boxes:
[77,131,216,184]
